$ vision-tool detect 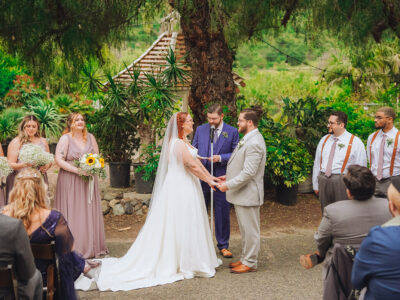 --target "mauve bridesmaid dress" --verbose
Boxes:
[54,133,108,258]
